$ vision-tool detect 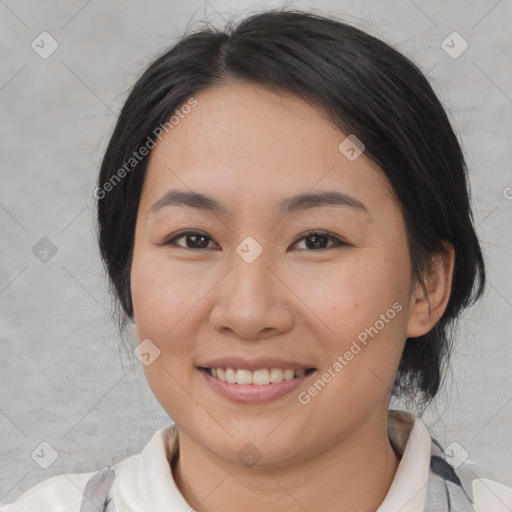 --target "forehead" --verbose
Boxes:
[141,81,393,215]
